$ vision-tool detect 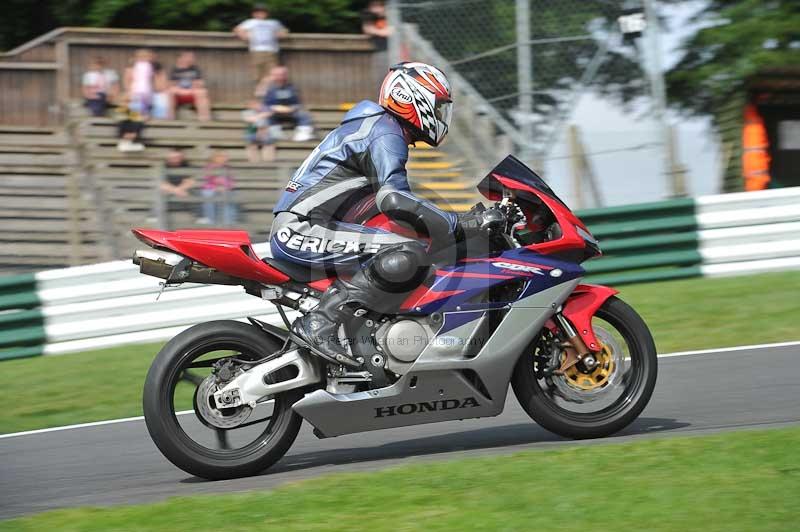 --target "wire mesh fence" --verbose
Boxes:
[392,0,705,207]
[397,0,648,156]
